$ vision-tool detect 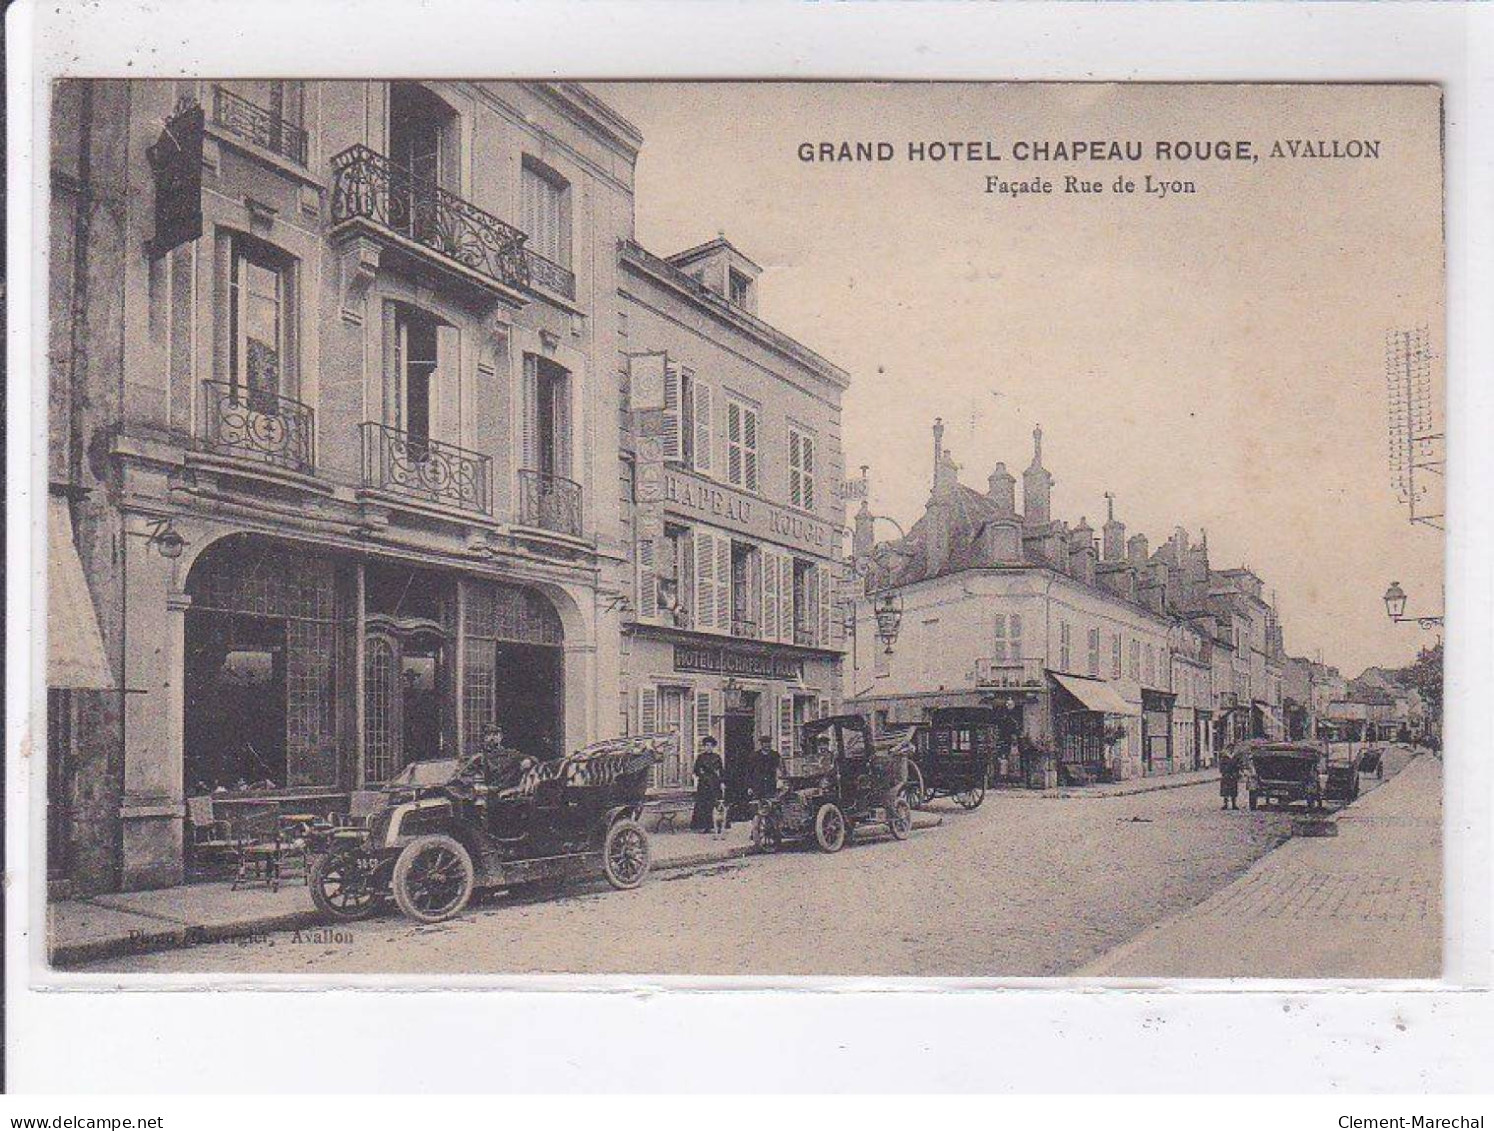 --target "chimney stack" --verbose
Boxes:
[1127,532,1149,565]
[1022,424,1053,526]
[1102,491,1127,562]
[932,417,945,490]
[987,462,1016,516]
